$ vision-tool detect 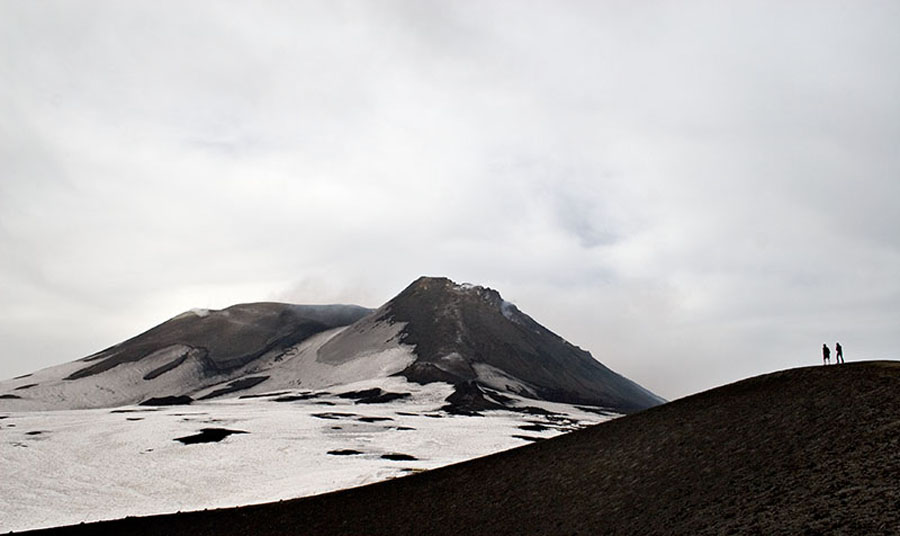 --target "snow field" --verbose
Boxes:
[0,376,614,532]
